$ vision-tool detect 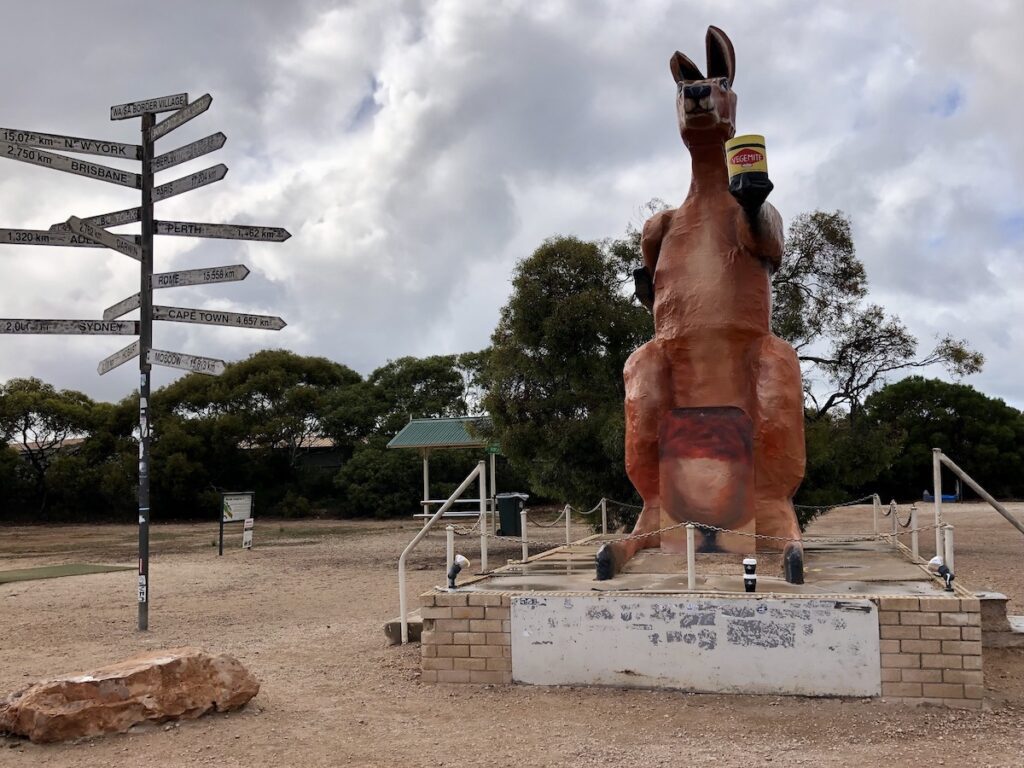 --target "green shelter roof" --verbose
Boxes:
[387,416,493,450]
